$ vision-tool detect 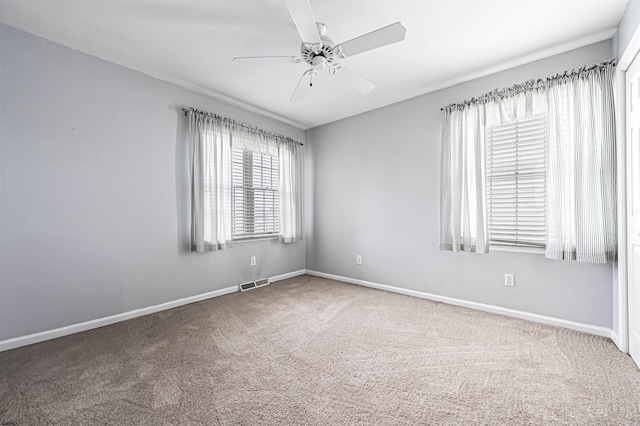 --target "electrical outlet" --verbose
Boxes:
[250,256,257,267]
[504,273,515,287]
[356,255,363,265]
